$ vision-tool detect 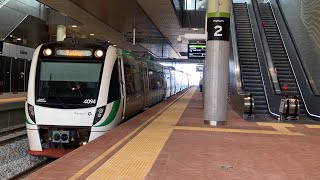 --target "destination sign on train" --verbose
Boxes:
[56,49,92,57]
